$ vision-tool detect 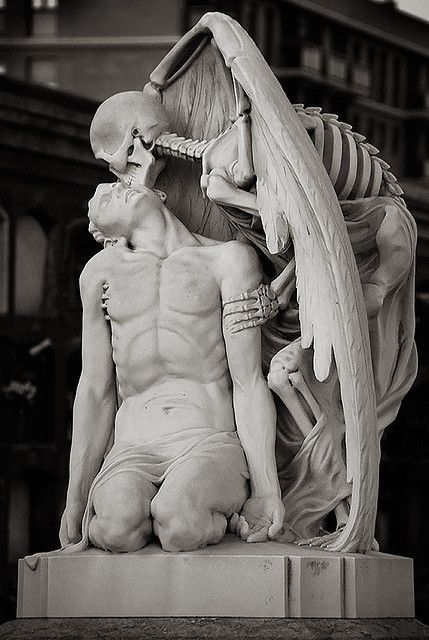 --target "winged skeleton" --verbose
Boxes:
[89,12,417,553]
